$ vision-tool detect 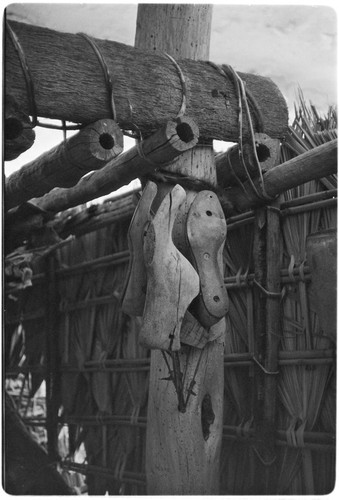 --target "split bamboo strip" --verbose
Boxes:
[6,119,124,210]
[59,205,135,238]
[222,435,334,452]
[46,417,334,447]
[7,260,314,326]
[61,462,146,486]
[60,294,120,312]
[32,117,199,213]
[7,346,333,377]
[6,252,312,294]
[226,196,337,231]
[280,189,337,209]
[54,187,337,238]
[6,309,45,324]
[281,198,337,216]
[6,20,288,141]
[15,249,131,287]
[62,415,147,427]
[57,250,130,276]
[61,365,150,373]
